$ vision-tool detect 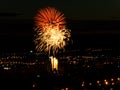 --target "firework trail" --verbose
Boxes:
[49,56,58,71]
